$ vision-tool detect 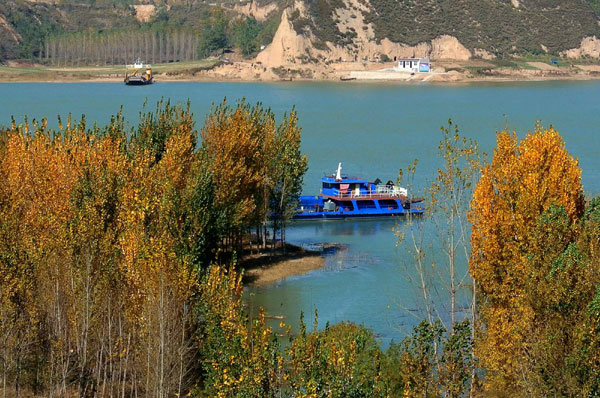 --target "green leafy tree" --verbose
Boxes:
[287,312,383,398]
[233,16,261,56]
[270,109,308,246]
[439,319,473,398]
[198,9,228,57]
